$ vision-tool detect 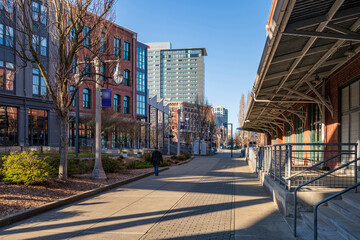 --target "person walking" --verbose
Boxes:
[151,148,163,176]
